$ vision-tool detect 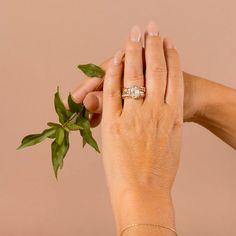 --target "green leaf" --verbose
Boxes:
[51,141,61,179]
[82,135,86,147]
[48,130,57,139]
[66,123,83,131]
[76,116,100,153]
[84,108,89,119]
[68,93,84,113]
[51,131,70,179]
[79,107,91,147]
[54,87,73,124]
[80,105,88,119]
[17,128,56,150]
[47,122,61,128]
[64,126,70,132]
[47,123,62,139]
[77,64,105,78]
[55,127,65,145]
